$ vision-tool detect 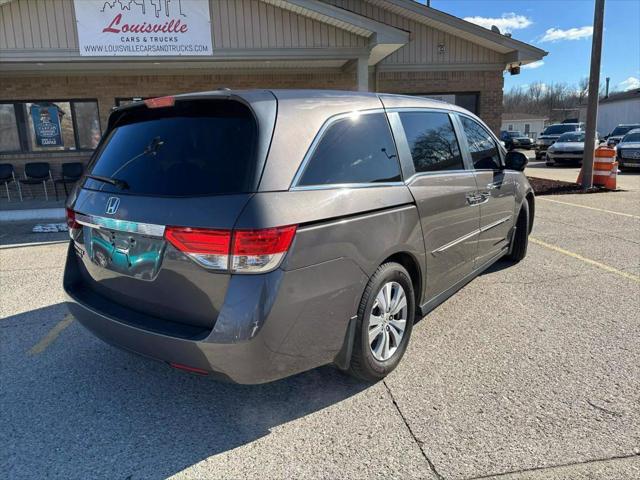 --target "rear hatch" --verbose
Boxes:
[66,93,278,333]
